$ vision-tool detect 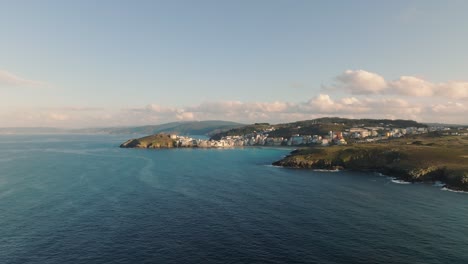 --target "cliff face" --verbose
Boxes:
[120,134,176,148]
[272,147,399,171]
[273,144,468,191]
